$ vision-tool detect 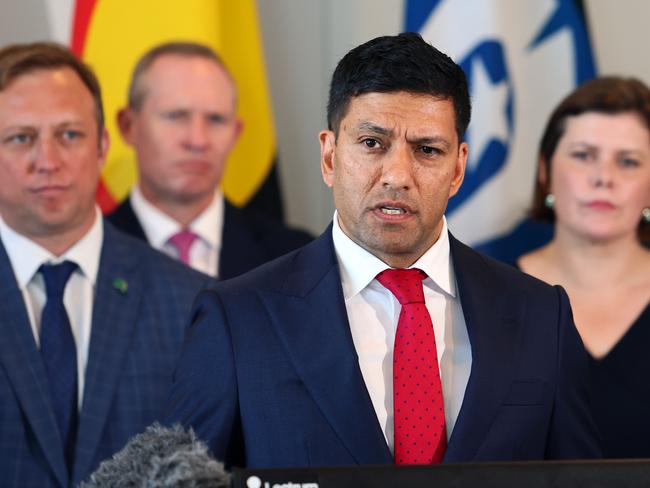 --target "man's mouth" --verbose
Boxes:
[31,185,69,196]
[380,206,407,215]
